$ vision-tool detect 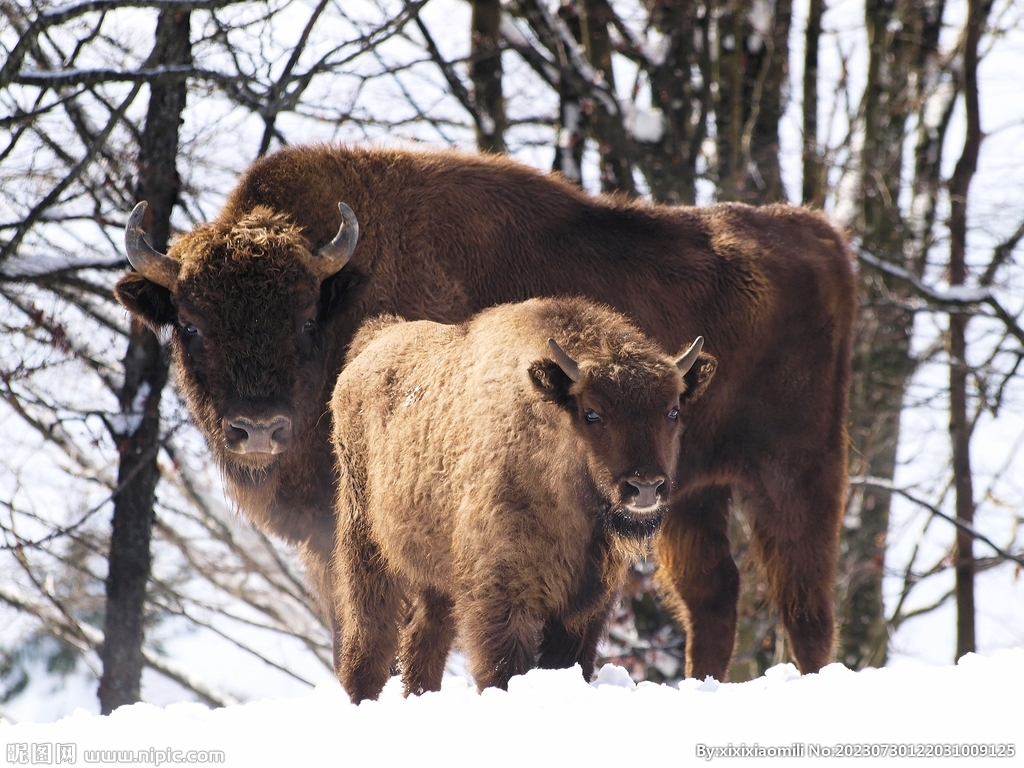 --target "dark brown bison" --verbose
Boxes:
[330,297,715,700]
[115,143,856,682]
